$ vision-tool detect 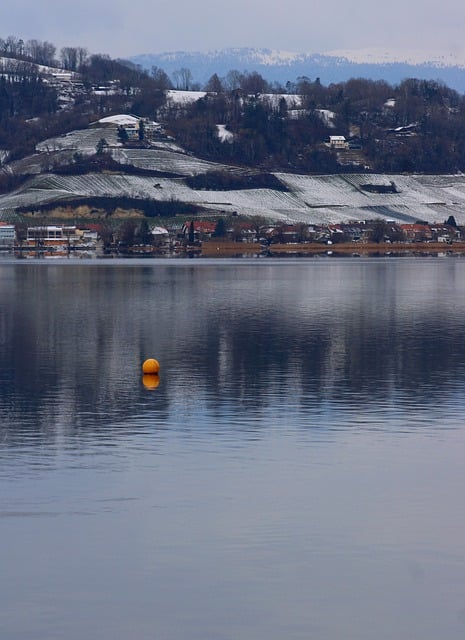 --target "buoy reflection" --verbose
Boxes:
[142,373,160,390]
